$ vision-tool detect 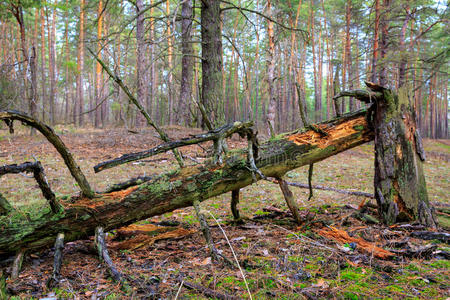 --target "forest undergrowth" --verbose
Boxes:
[0,125,449,299]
